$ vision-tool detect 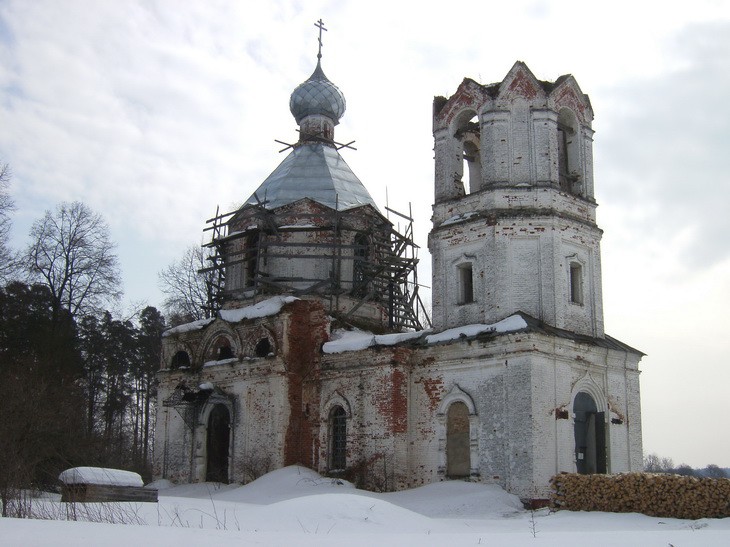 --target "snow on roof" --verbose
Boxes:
[162,317,214,337]
[323,328,424,354]
[58,467,144,487]
[425,315,527,344]
[323,315,527,354]
[218,296,299,323]
[440,211,479,226]
[163,296,299,337]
